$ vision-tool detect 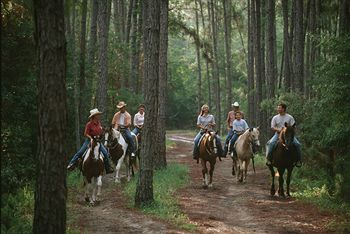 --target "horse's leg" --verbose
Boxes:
[243,160,248,183]
[84,178,90,202]
[125,154,131,182]
[201,160,208,187]
[91,177,96,205]
[96,175,102,200]
[268,165,276,196]
[115,155,125,183]
[286,167,293,197]
[277,168,285,197]
[238,160,244,183]
[208,161,215,188]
